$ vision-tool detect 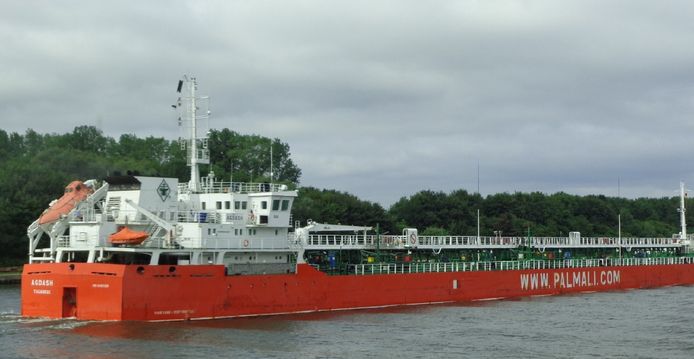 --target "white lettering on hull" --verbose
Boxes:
[31,279,54,287]
[521,270,621,291]
[520,273,550,290]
